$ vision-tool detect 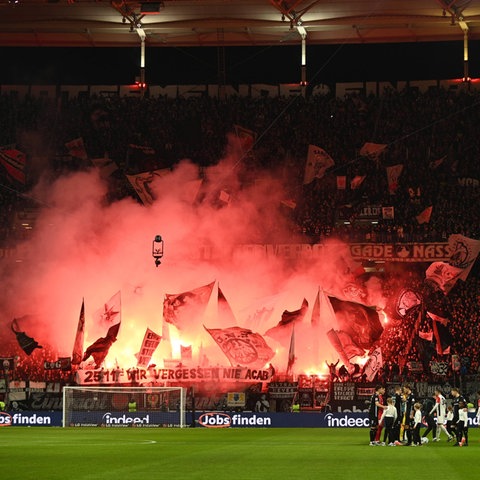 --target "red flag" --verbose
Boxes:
[180,345,193,361]
[264,298,308,343]
[205,326,274,368]
[416,206,433,224]
[163,281,215,330]
[71,299,85,365]
[82,323,120,368]
[0,148,26,184]
[65,137,88,160]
